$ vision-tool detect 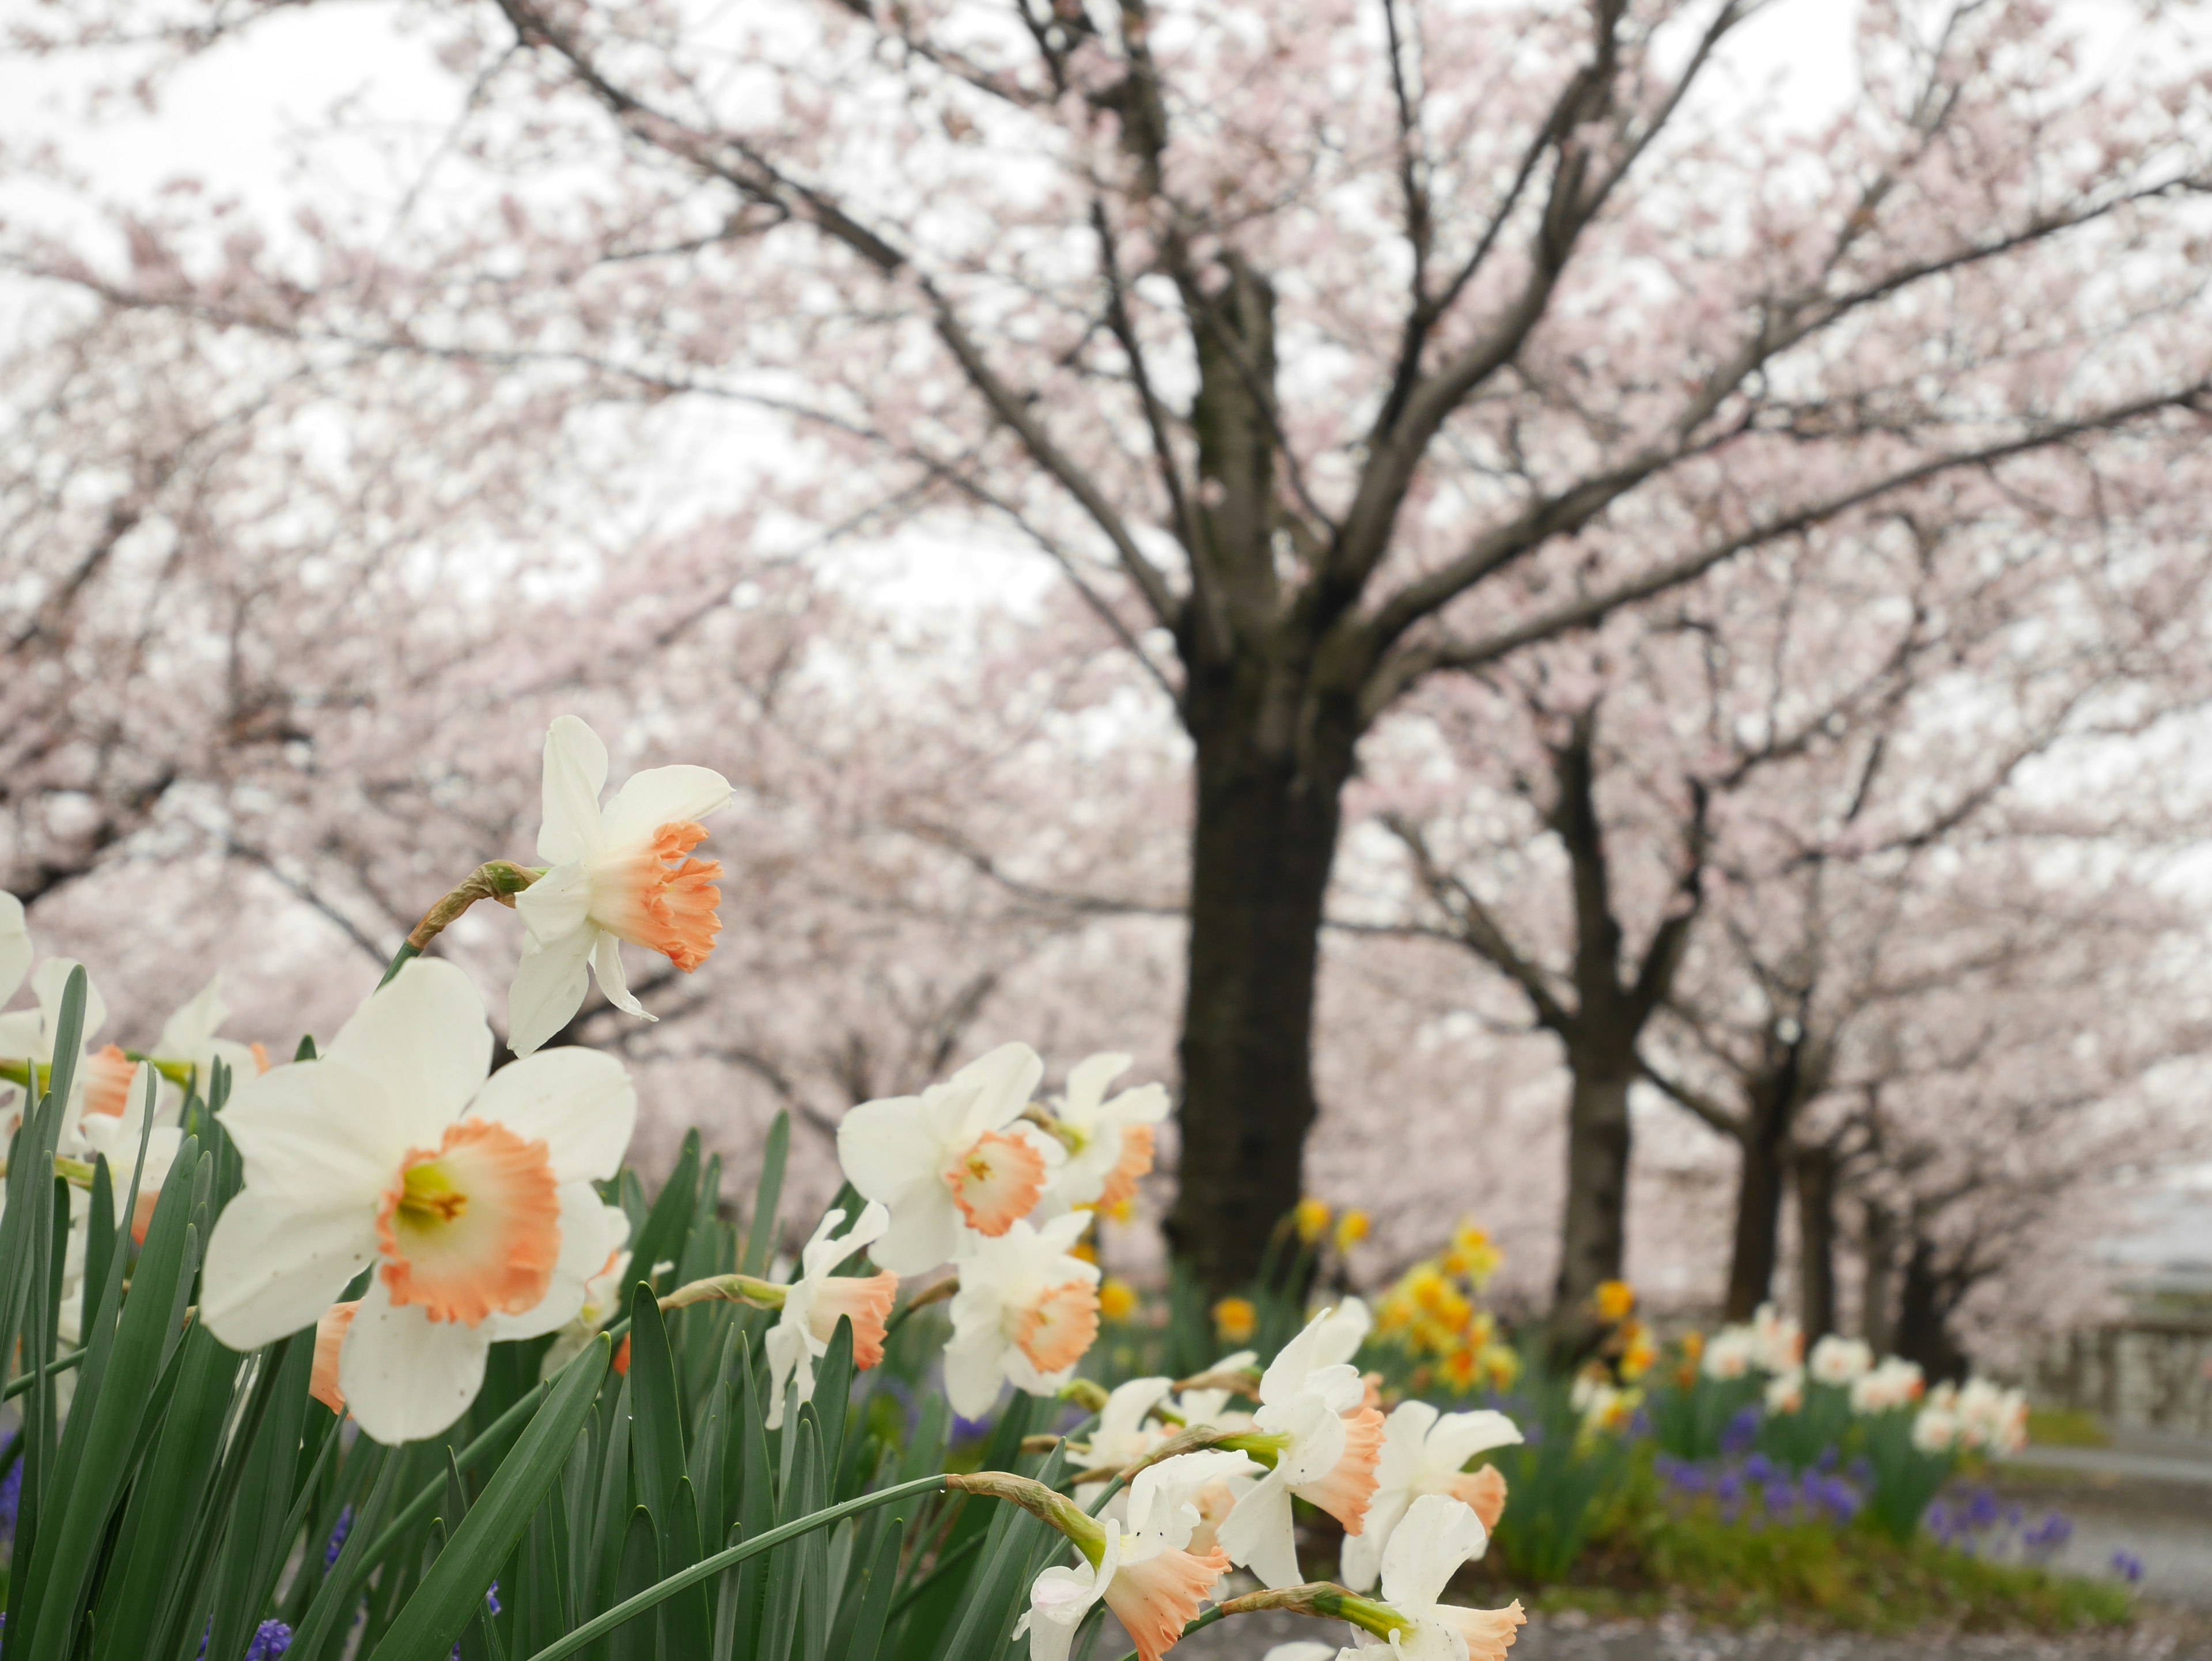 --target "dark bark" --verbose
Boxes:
[1167,262,1371,1292]
[1167,699,1353,1289]
[1723,1046,1804,1321]
[1860,1198,1898,1353]
[1796,1145,1838,1339]
[1554,1056,1637,1317]
[1893,1236,1969,1383]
